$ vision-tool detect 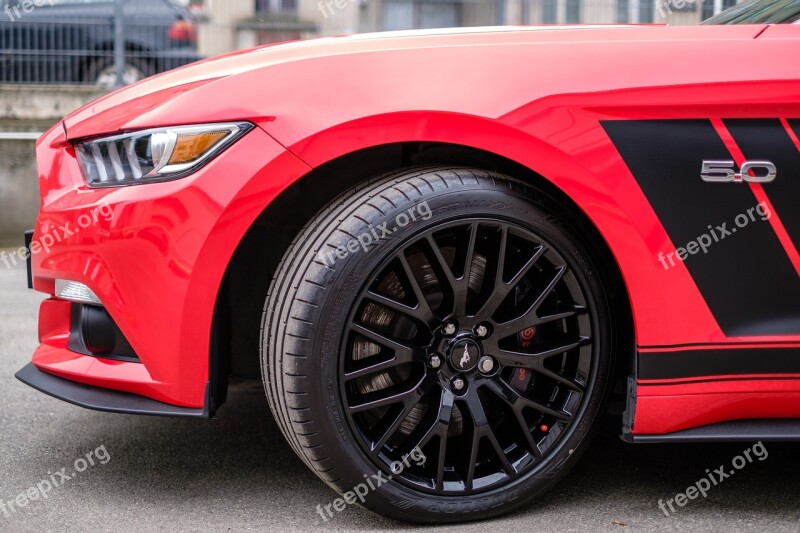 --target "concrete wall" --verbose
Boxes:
[0,139,40,247]
[0,85,107,246]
